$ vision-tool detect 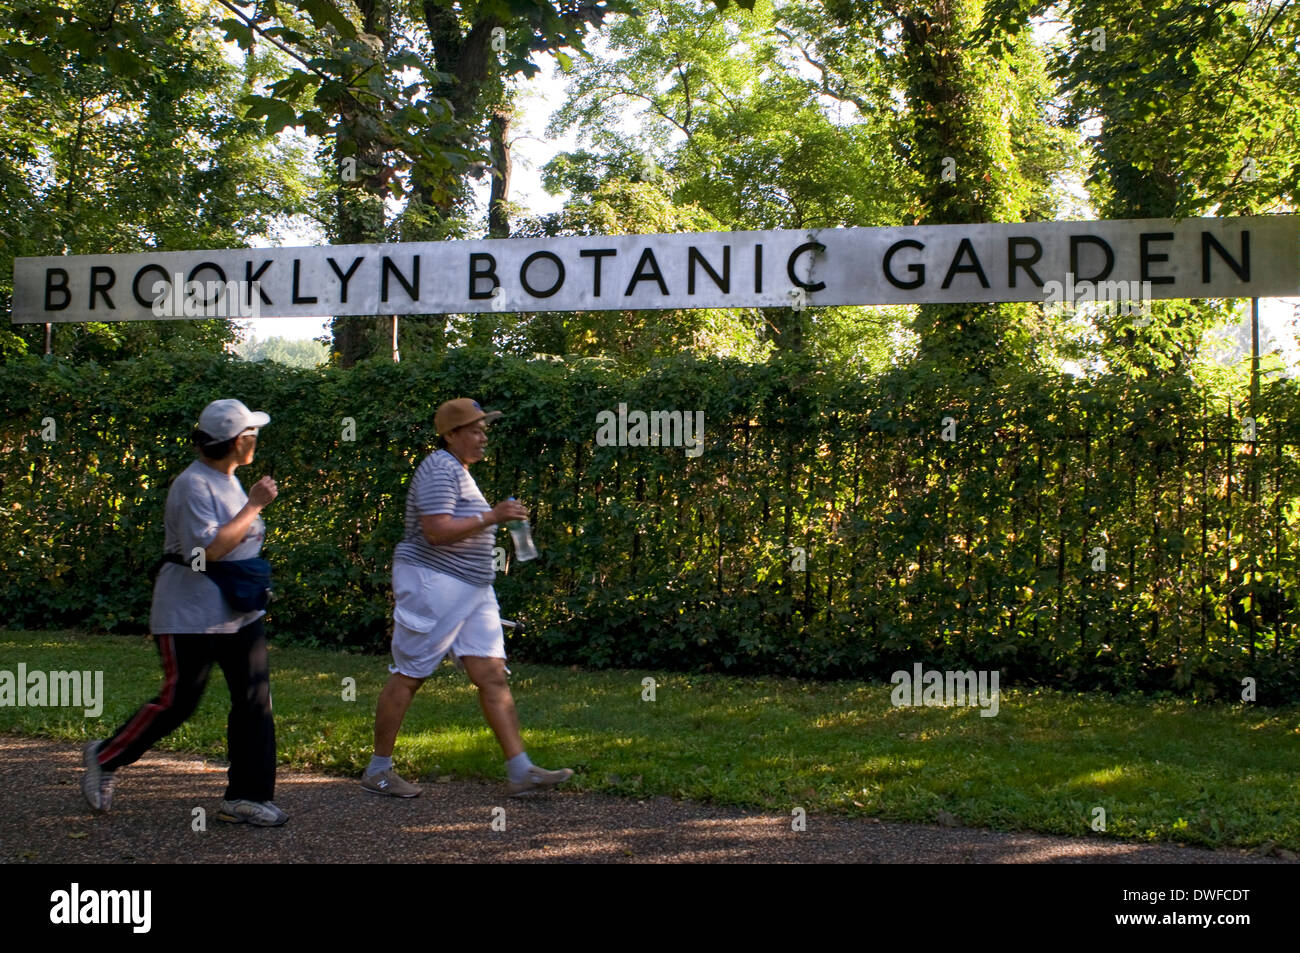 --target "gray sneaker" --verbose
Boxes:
[360,768,421,798]
[507,765,574,797]
[216,799,289,827]
[81,740,115,812]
